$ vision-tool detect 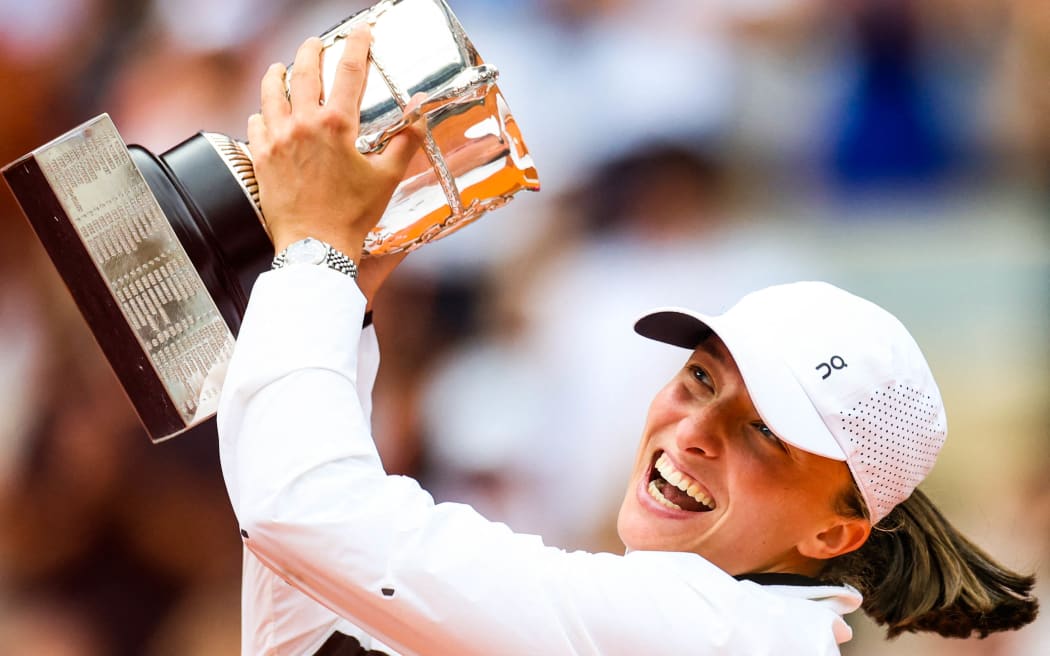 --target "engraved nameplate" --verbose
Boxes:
[23,115,234,438]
